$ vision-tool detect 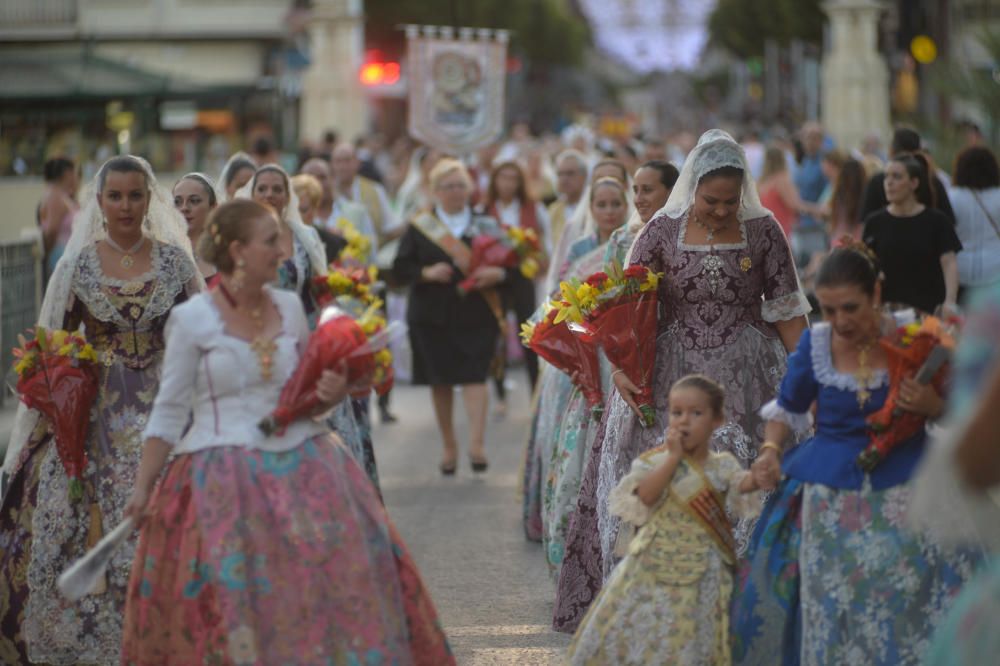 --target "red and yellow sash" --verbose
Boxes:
[669,457,738,566]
